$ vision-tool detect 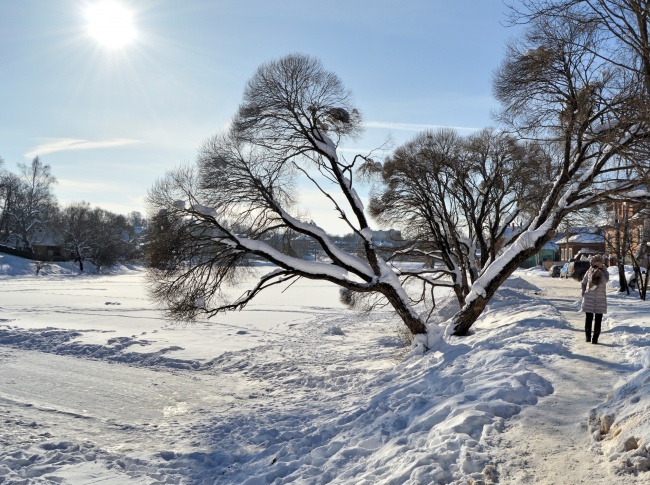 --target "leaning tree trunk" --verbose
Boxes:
[379,283,427,335]
[451,235,548,336]
[451,271,513,336]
